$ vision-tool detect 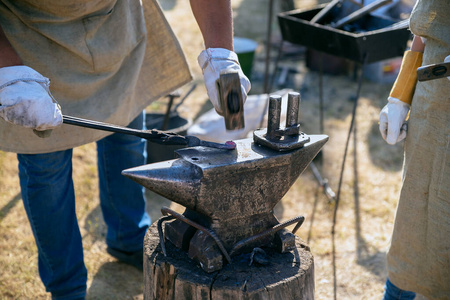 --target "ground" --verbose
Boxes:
[0,1,410,299]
